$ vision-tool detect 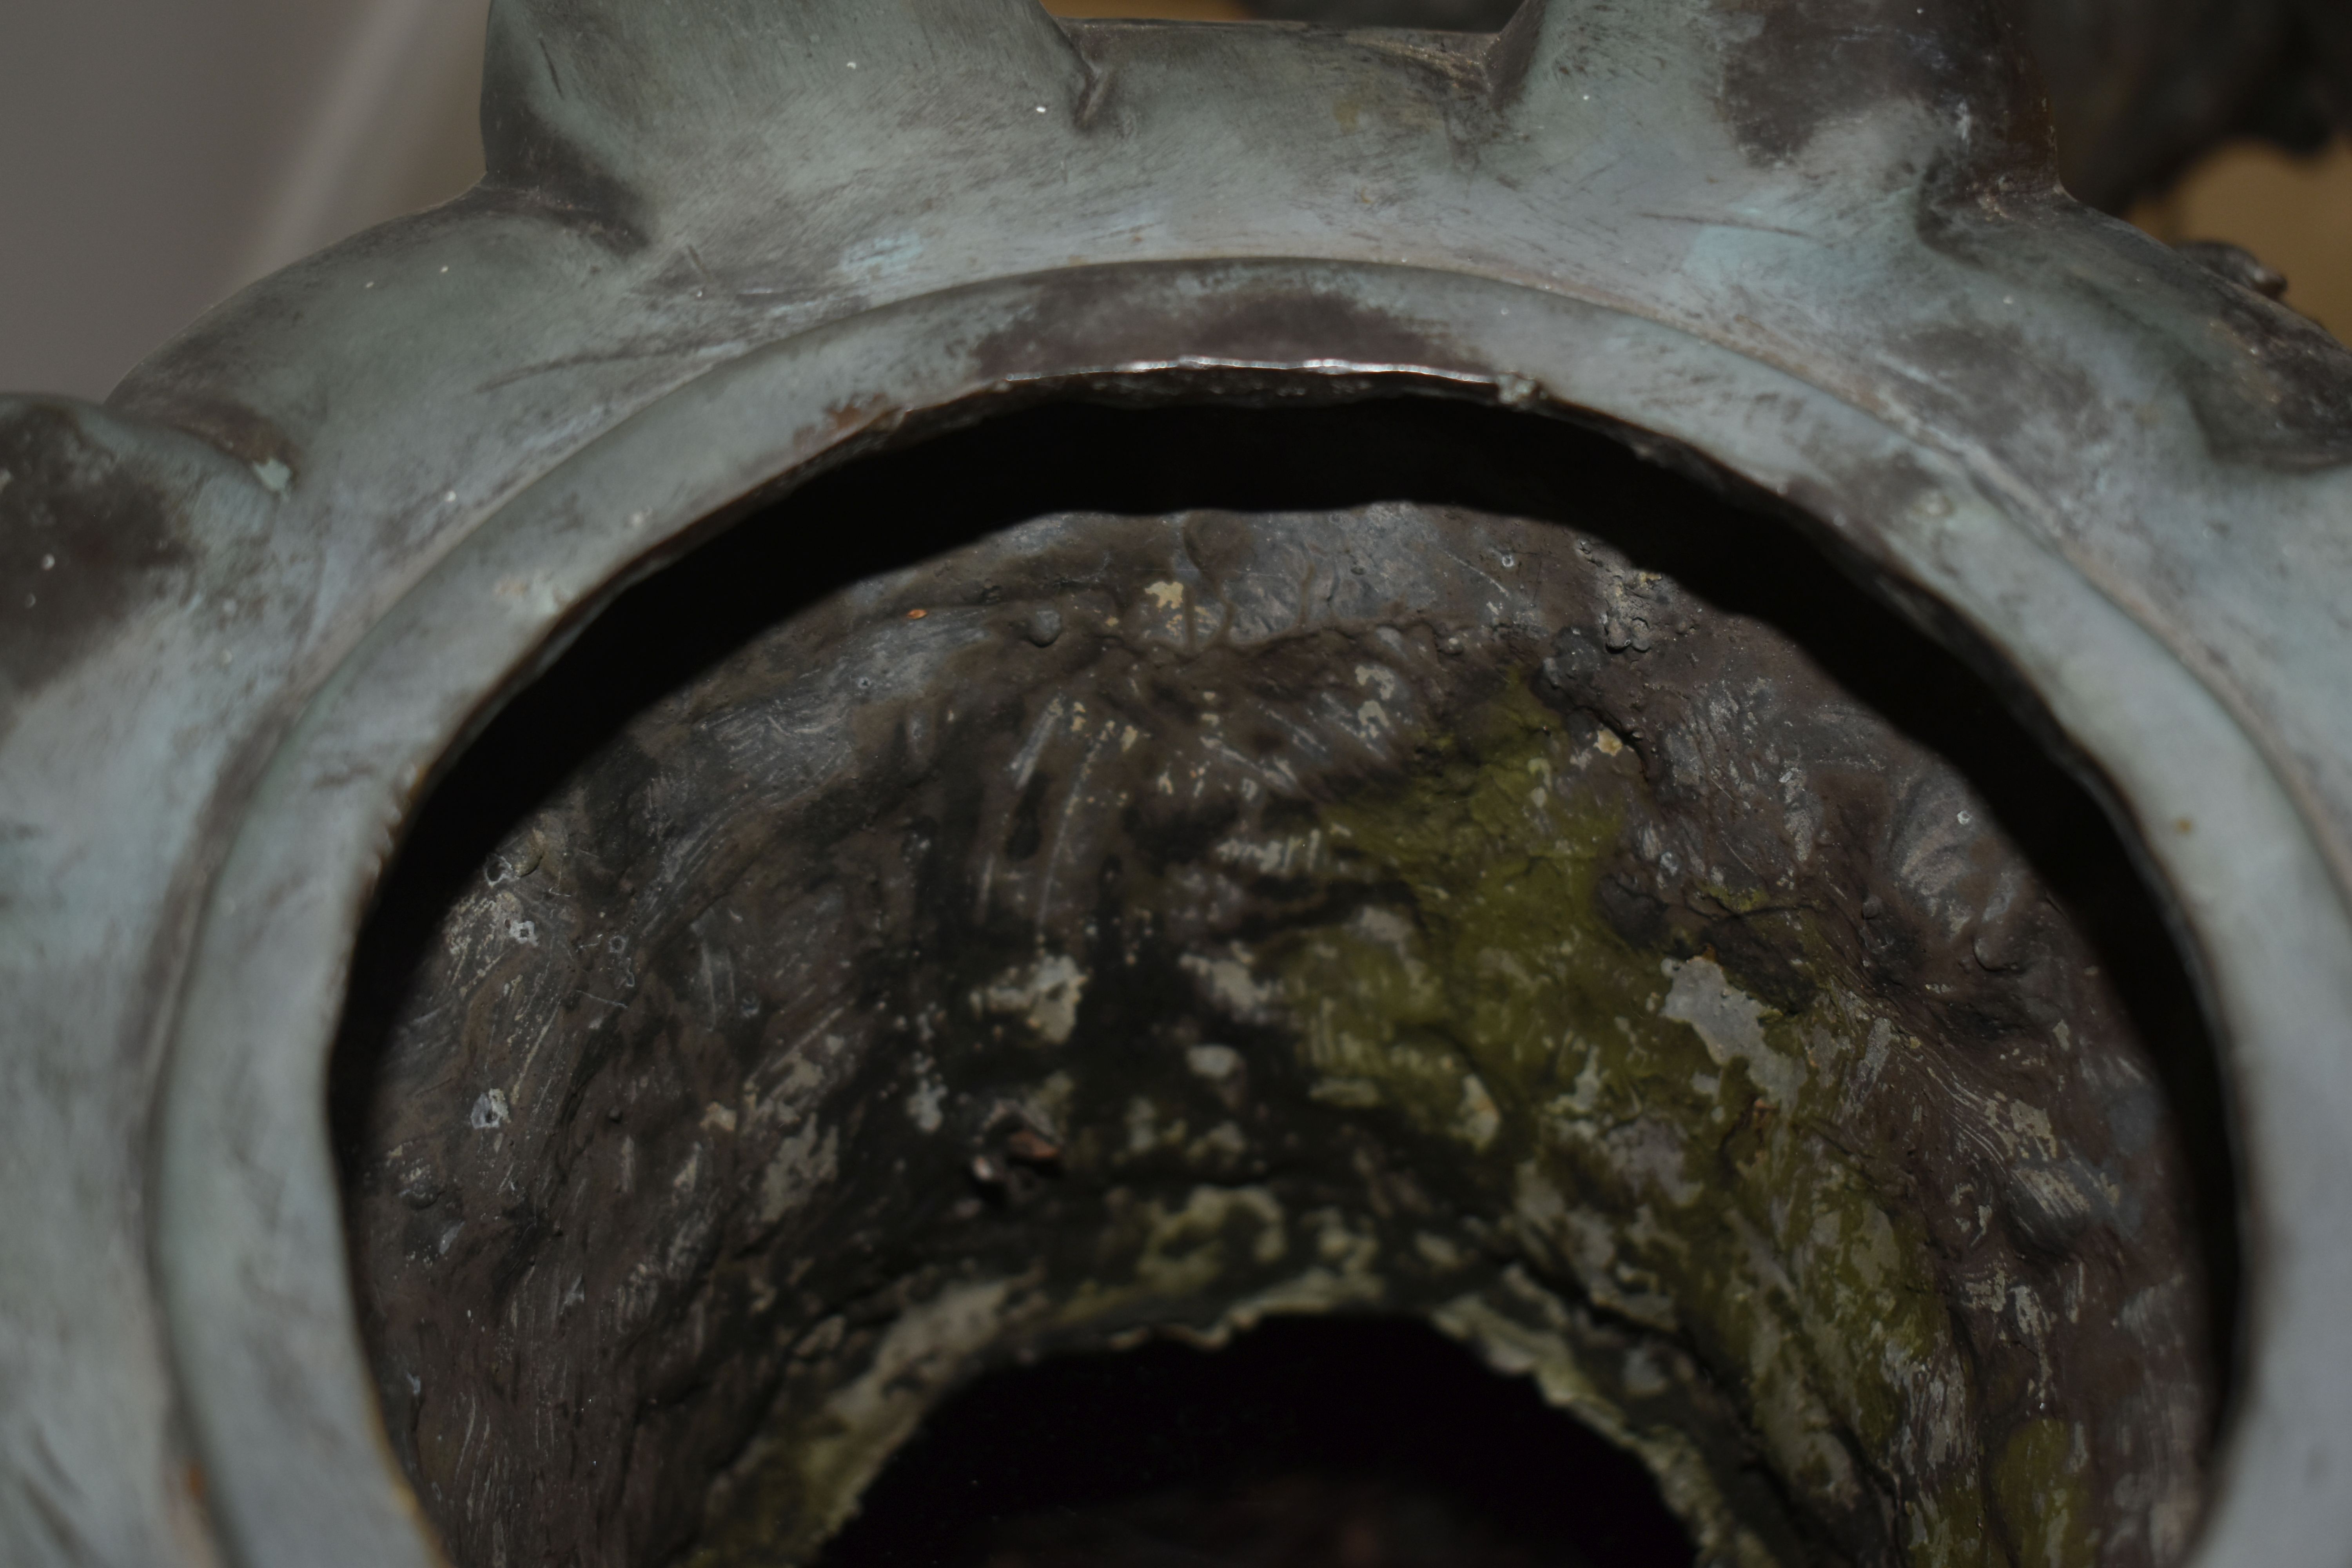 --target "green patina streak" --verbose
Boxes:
[1273,679,2012,1567]
[1994,1418,2099,1568]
